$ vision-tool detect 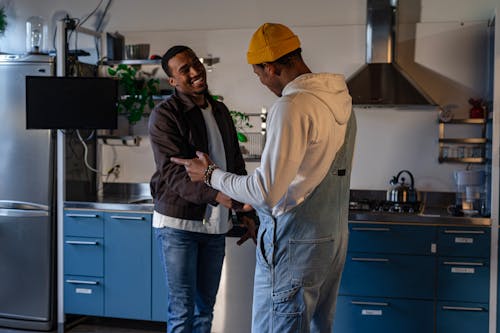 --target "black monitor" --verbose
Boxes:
[26,76,118,129]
